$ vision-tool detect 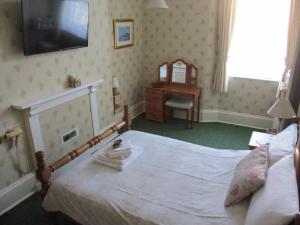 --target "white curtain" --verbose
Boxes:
[283,0,300,93]
[213,0,237,93]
